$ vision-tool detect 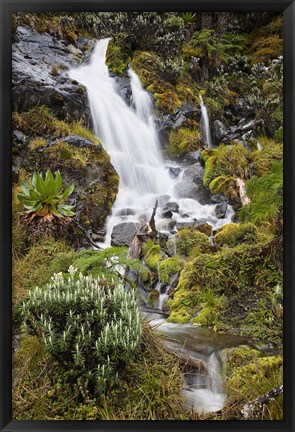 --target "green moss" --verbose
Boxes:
[167,286,199,324]
[249,35,283,66]
[28,137,47,151]
[158,257,184,284]
[13,238,75,307]
[176,228,210,257]
[154,92,182,114]
[227,355,283,419]
[165,127,202,157]
[168,236,283,345]
[239,161,283,228]
[214,223,259,247]
[148,289,160,307]
[203,143,250,188]
[143,240,162,270]
[250,136,283,177]
[209,176,239,202]
[106,37,131,75]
